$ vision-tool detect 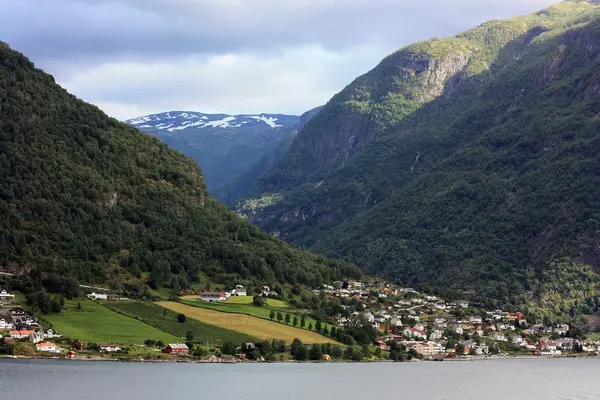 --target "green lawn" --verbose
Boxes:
[181,300,335,332]
[224,296,288,308]
[105,301,255,345]
[45,300,178,345]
